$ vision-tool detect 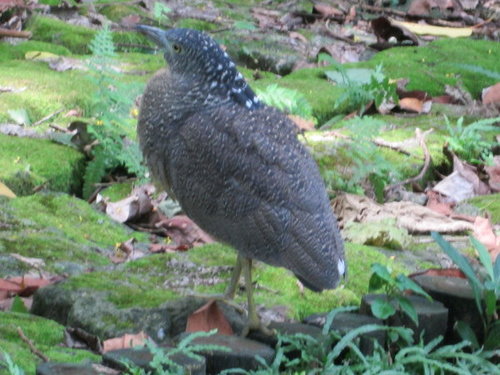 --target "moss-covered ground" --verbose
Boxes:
[0,135,86,196]
[0,312,99,374]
